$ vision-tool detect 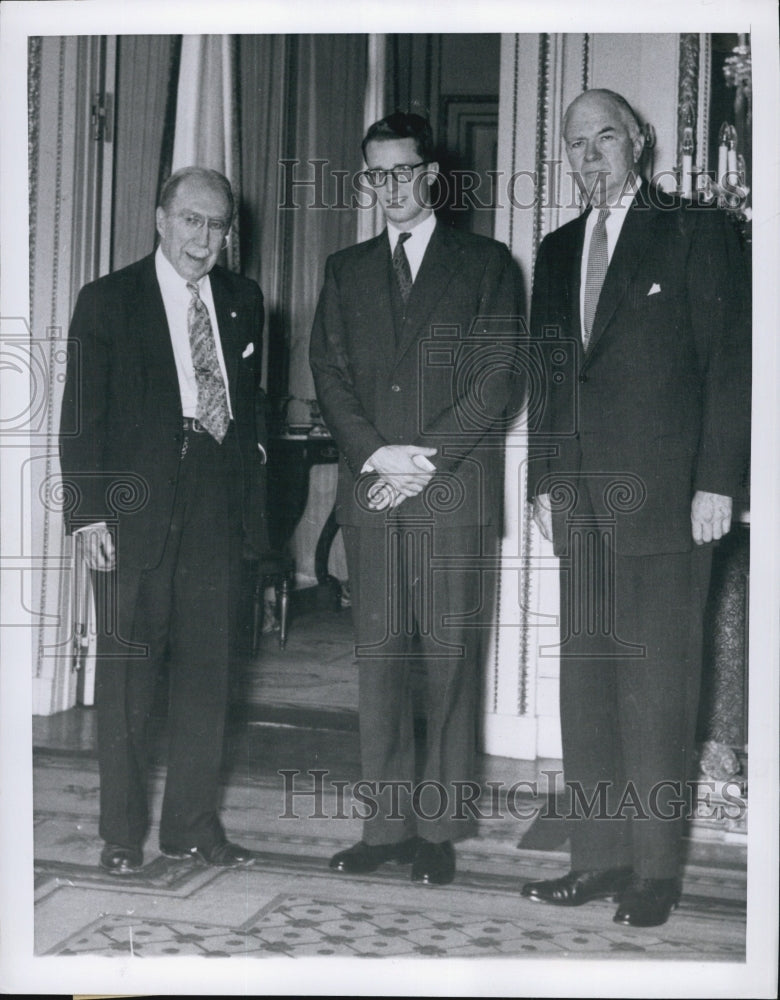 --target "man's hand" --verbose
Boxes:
[365,445,437,498]
[367,479,405,511]
[691,490,732,545]
[78,524,116,571]
[532,493,553,542]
